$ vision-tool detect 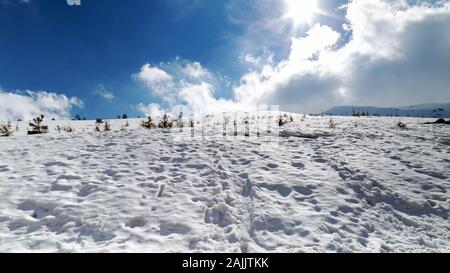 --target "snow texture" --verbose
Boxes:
[0,114,449,252]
